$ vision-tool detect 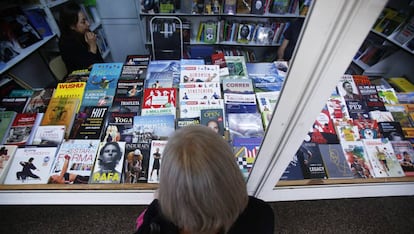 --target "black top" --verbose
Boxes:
[282,18,304,61]
[135,196,274,234]
[58,31,103,73]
